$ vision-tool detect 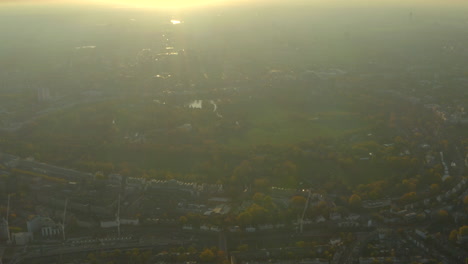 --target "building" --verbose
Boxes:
[415,229,428,239]
[404,212,418,222]
[458,233,468,244]
[359,257,397,264]
[329,212,342,221]
[37,87,51,102]
[182,225,193,230]
[329,238,342,246]
[41,225,62,237]
[211,204,231,215]
[299,259,329,264]
[0,218,9,242]
[228,226,240,232]
[338,221,359,228]
[245,226,256,232]
[347,214,361,221]
[76,218,98,228]
[107,174,123,185]
[315,215,326,223]
[27,216,62,240]
[12,232,32,245]
[120,218,139,226]
[100,220,118,228]
[125,177,146,191]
